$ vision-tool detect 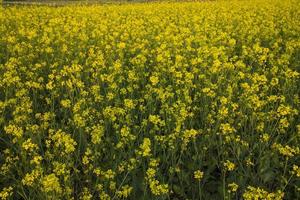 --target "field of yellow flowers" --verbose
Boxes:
[0,0,300,199]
